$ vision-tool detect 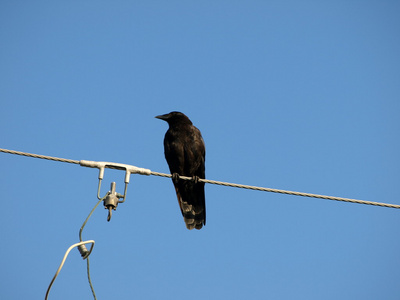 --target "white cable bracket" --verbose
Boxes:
[79,160,152,221]
[79,160,152,177]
